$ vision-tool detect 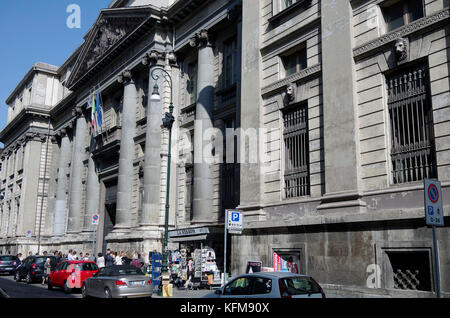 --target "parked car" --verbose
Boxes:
[81,265,152,298]
[48,260,99,293]
[0,255,21,275]
[14,255,58,284]
[204,272,326,298]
